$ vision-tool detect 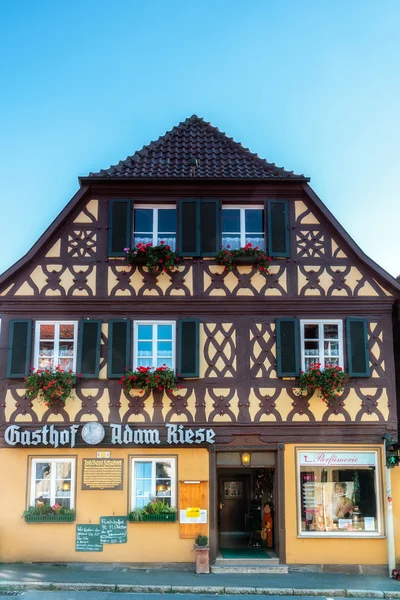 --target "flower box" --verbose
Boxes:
[215,244,270,275]
[130,255,148,264]
[24,513,75,523]
[128,513,177,522]
[229,256,259,265]
[125,243,181,276]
